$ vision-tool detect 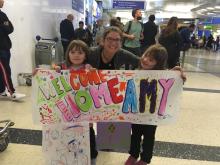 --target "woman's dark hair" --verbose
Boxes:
[167,17,178,27]
[79,21,84,25]
[162,16,178,37]
[102,26,123,40]
[110,18,120,27]
[65,40,90,67]
[116,17,121,22]
[189,23,195,28]
[142,44,168,70]
[110,18,123,31]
